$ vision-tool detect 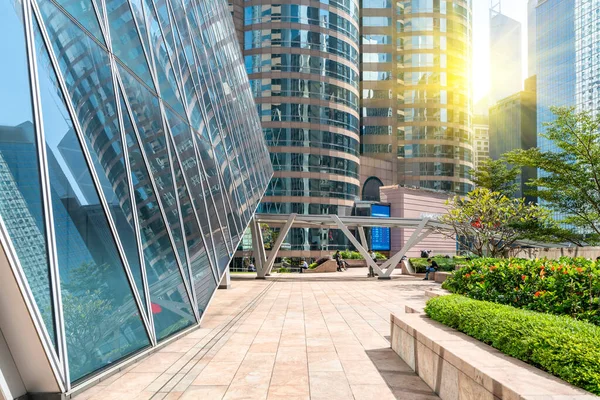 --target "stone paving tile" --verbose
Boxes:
[73,270,439,399]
